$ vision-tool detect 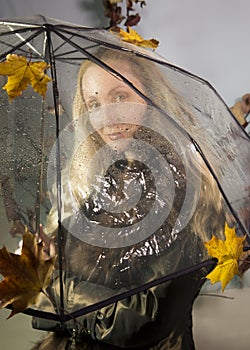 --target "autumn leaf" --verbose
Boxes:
[0,54,51,100]
[0,229,55,318]
[204,223,246,291]
[230,93,250,127]
[117,27,159,49]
